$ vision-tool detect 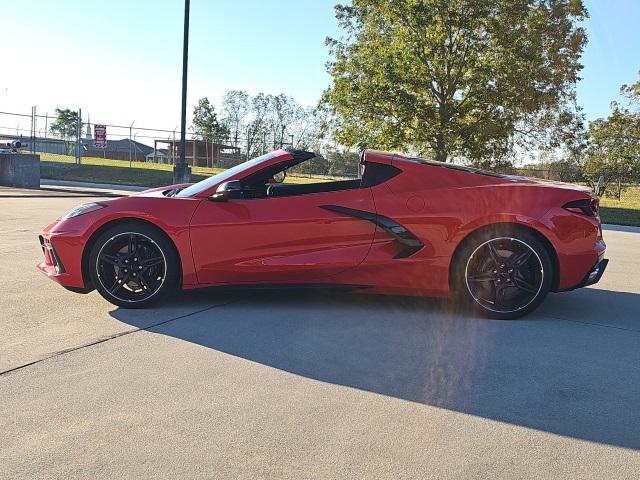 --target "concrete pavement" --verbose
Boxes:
[1,187,640,479]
